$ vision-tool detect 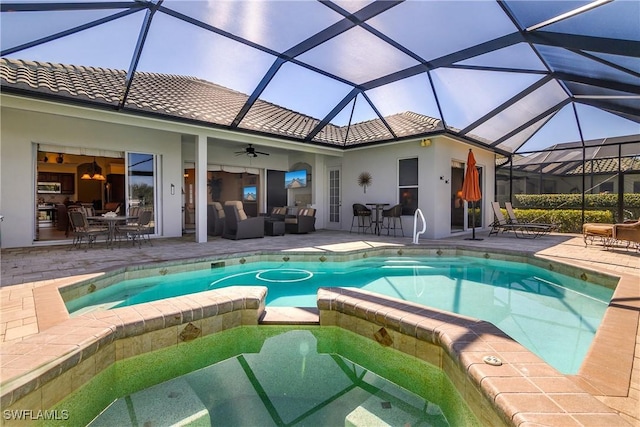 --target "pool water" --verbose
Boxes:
[52,327,480,427]
[66,256,613,374]
[89,330,454,426]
